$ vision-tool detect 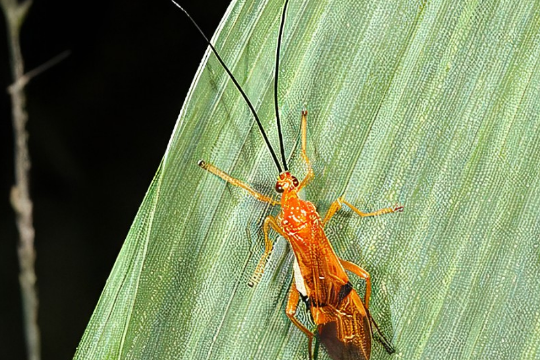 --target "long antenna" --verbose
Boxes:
[274,0,290,171]
[172,0,283,173]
